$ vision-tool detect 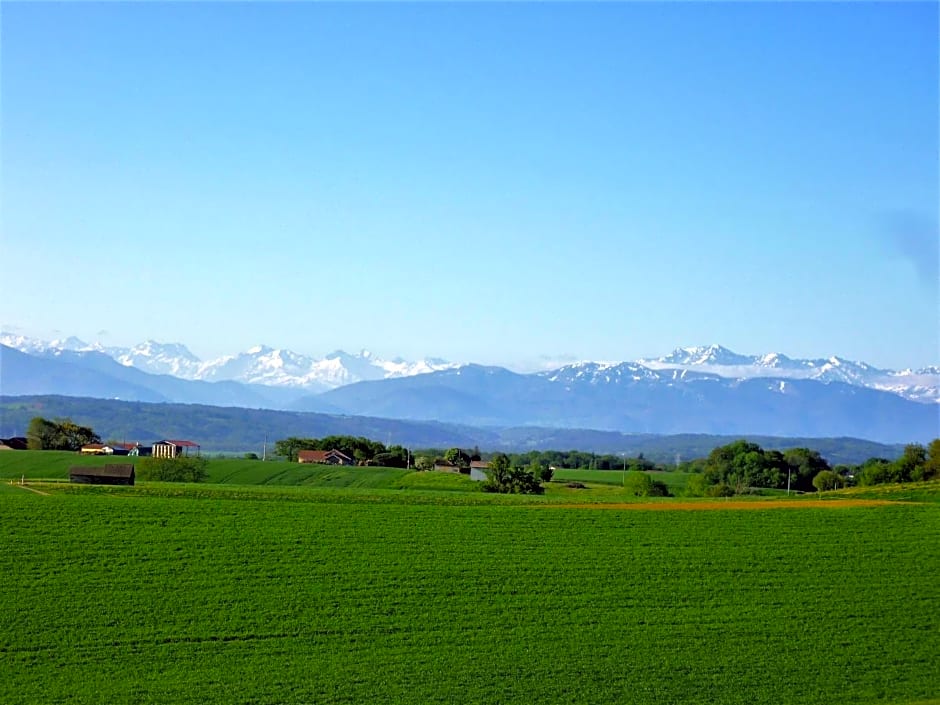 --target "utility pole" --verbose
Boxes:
[262,434,267,462]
